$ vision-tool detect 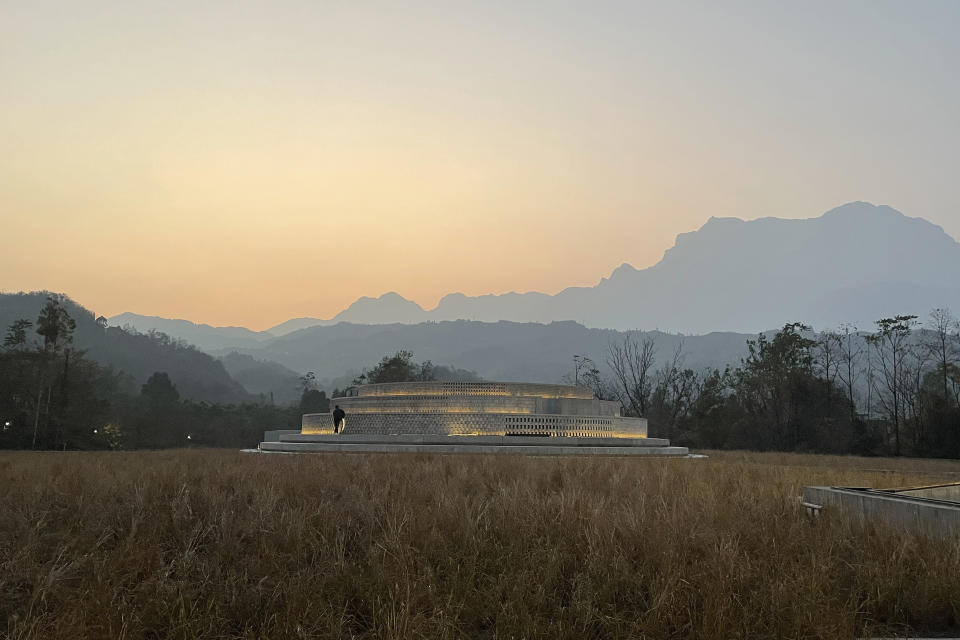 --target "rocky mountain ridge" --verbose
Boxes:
[112,201,960,339]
